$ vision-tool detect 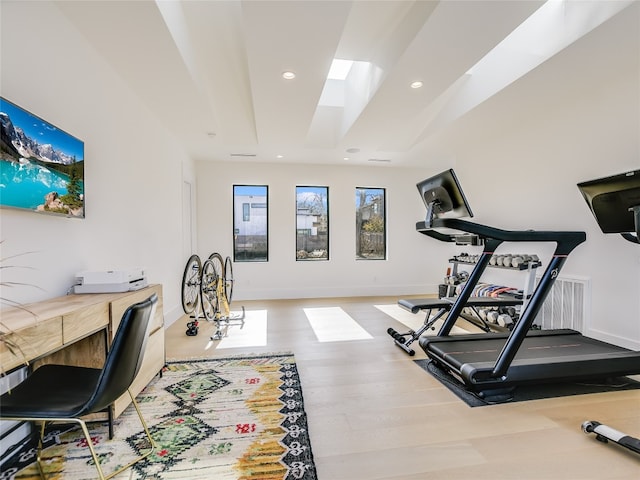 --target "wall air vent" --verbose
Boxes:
[535,274,589,331]
[368,158,392,163]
